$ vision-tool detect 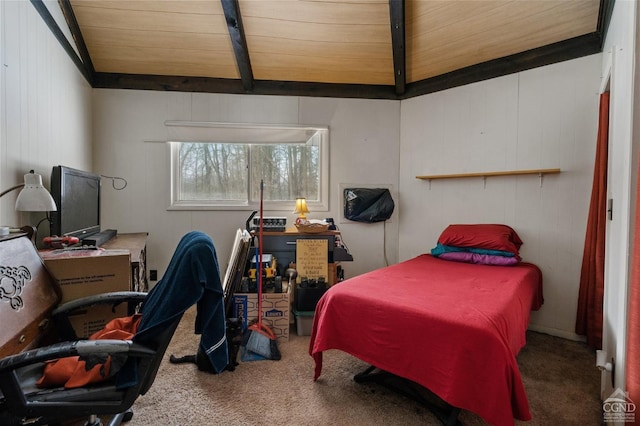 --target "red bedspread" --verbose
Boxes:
[309,254,543,426]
